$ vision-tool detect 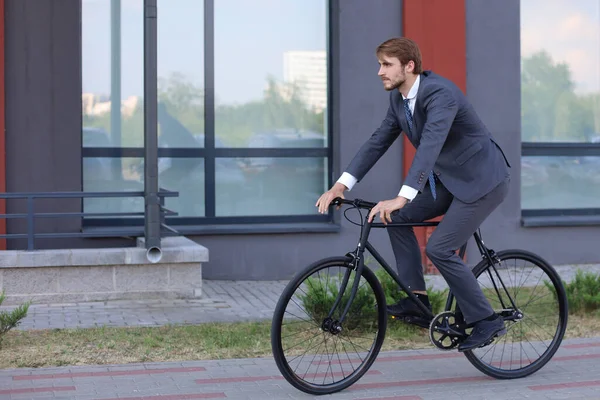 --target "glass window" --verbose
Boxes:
[82,157,144,217]
[82,0,205,218]
[521,0,599,143]
[520,0,600,211]
[82,0,330,225]
[82,0,144,218]
[217,157,327,216]
[82,0,144,148]
[159,158,205,217]
[158,1,204,149]
[521,156,600,210]
[214,0,328,149]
